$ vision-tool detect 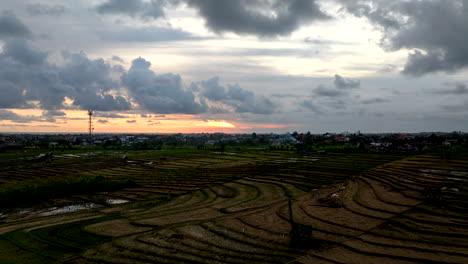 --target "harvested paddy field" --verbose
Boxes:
[0,149,467,263]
